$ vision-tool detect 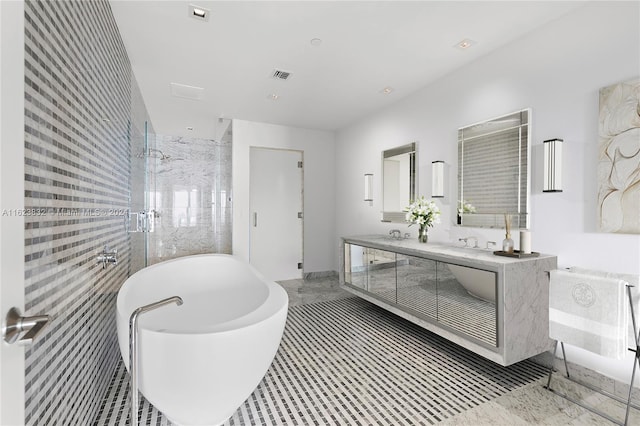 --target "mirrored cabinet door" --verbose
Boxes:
[344,243,368,290]
[367,248,397,304]
[436,262,497,347]
[396,255,438,319]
